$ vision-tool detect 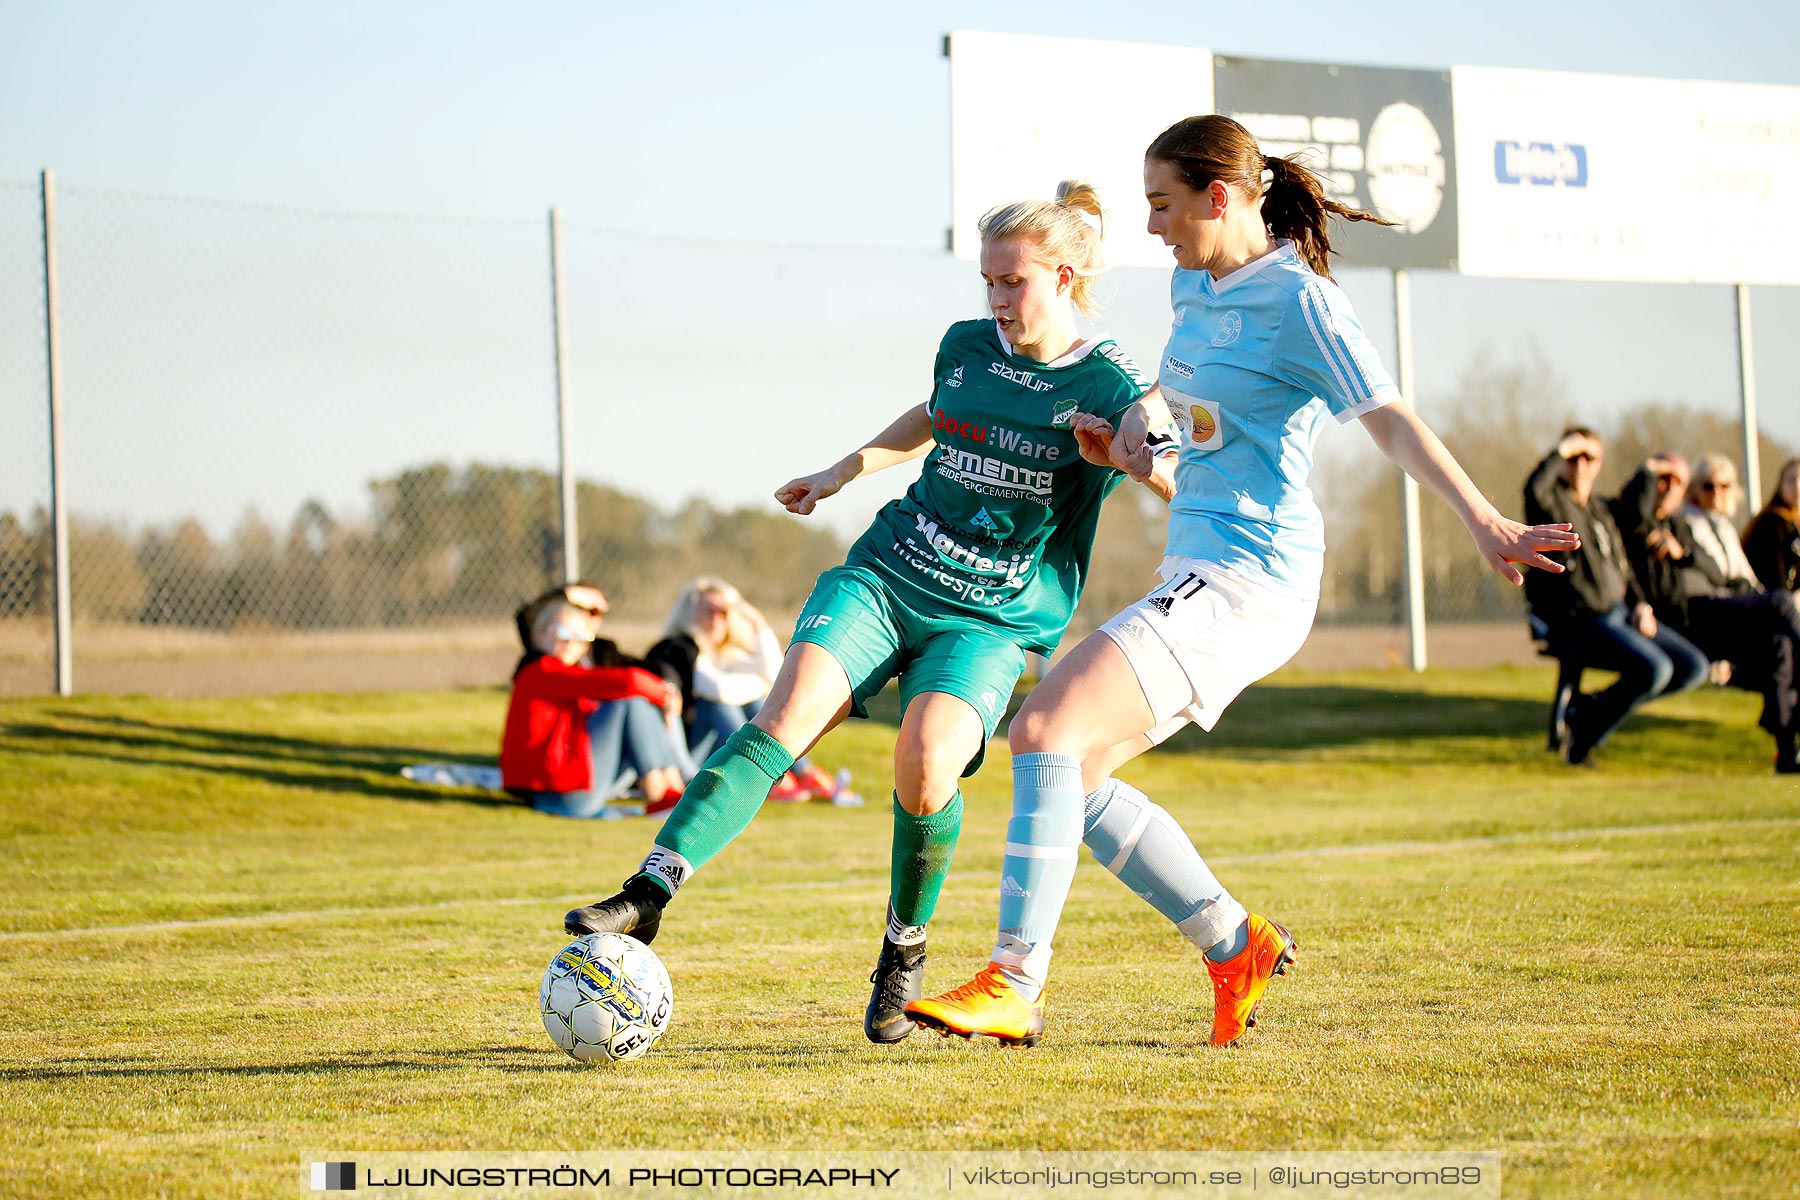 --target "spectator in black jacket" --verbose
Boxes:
[1524,429,1707,765]
[1745,458,1800,595]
